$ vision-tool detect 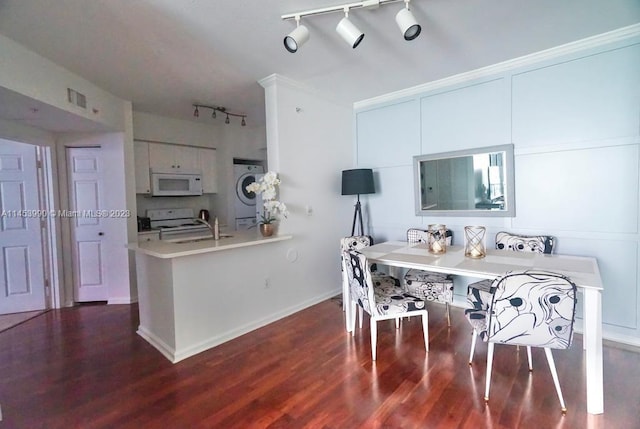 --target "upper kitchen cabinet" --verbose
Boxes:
[134,141,218,194]
[148,142,199,171]
[134,140,151,194]
[198,148,218,193]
